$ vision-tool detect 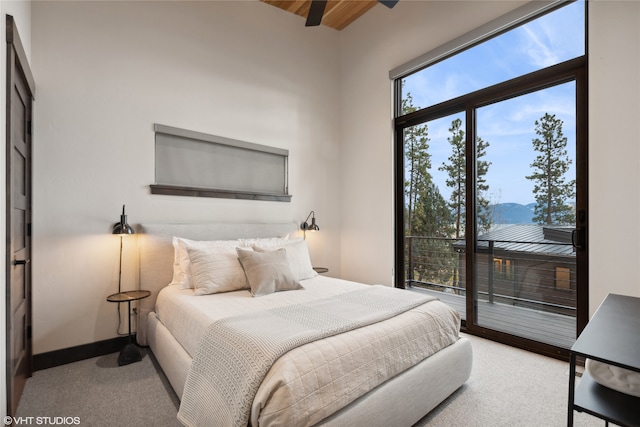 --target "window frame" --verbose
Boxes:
[394,56,586,287]
[389,1,572,82]
[391,3,588,360]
